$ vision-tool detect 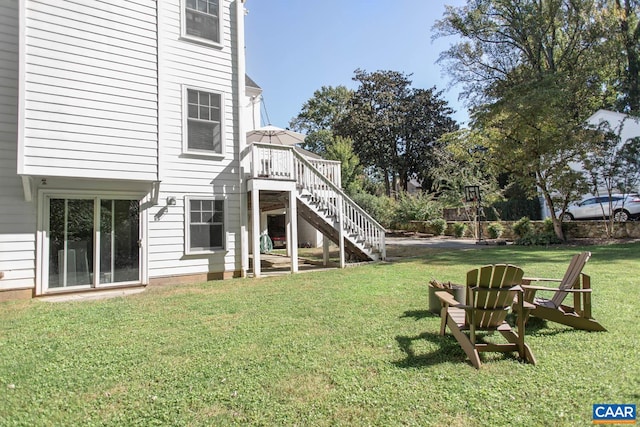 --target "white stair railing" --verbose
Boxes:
[247,143,386,260]
[293,151,386,260]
